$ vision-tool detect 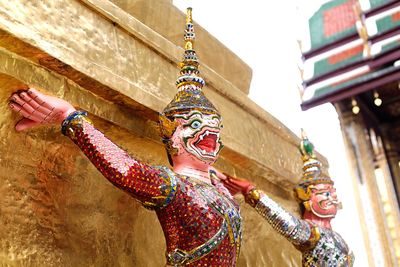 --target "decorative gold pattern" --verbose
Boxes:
[244,188,261,207]
[253,193,312,246]
[159,116,178,137]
